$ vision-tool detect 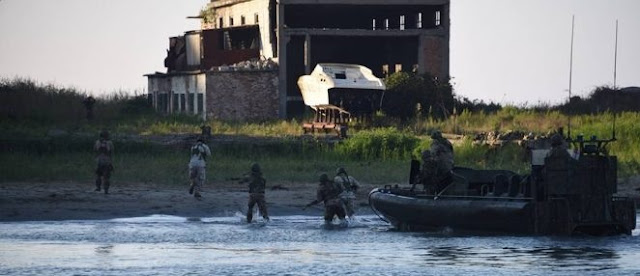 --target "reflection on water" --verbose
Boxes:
[0,214,639,275]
